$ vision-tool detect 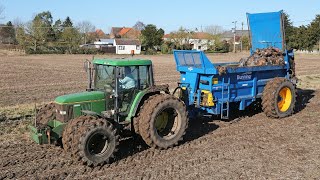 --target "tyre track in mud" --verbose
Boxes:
[0,90,319,179]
